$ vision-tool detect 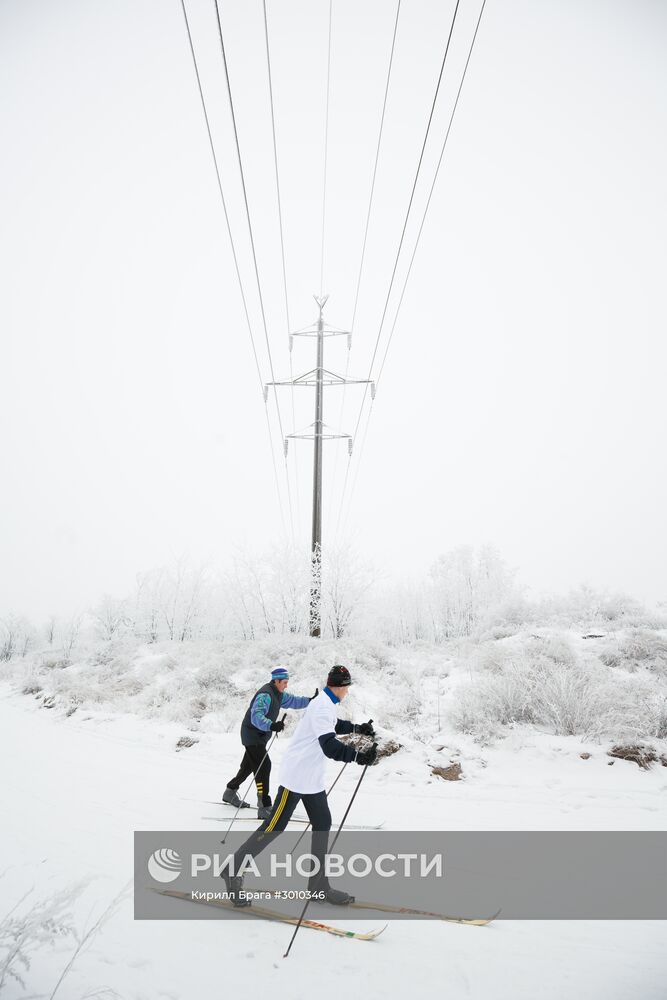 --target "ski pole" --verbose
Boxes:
[329,743,376,851]
[221,714,286,844]
[289,764,348,853]
[290,720,373,850]
[283,742,377,959]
